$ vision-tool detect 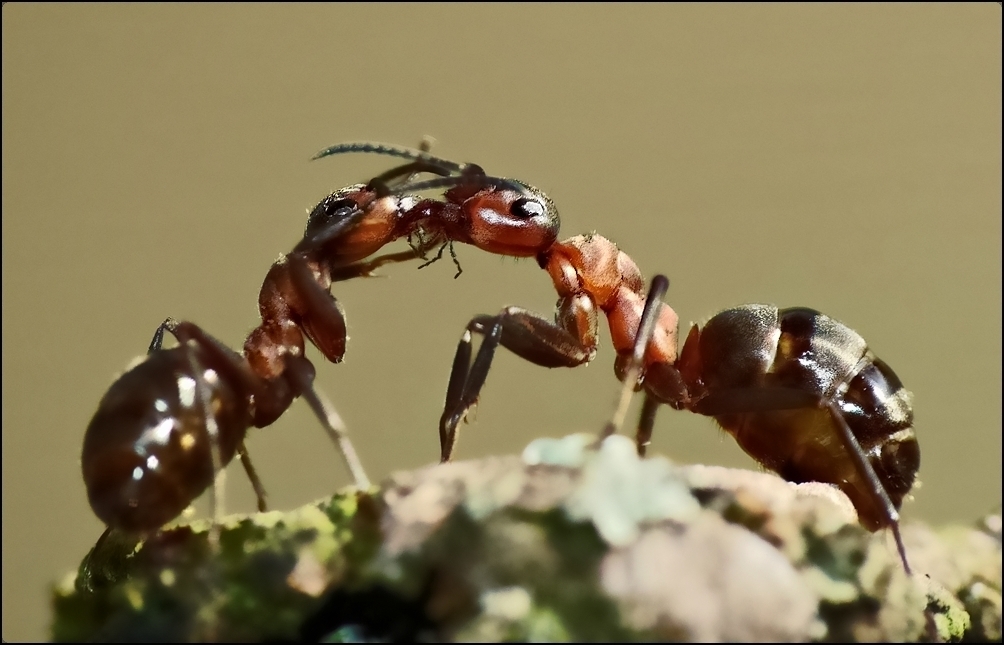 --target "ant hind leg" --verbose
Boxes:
[179,332,227,544]
[283,354,371,491]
